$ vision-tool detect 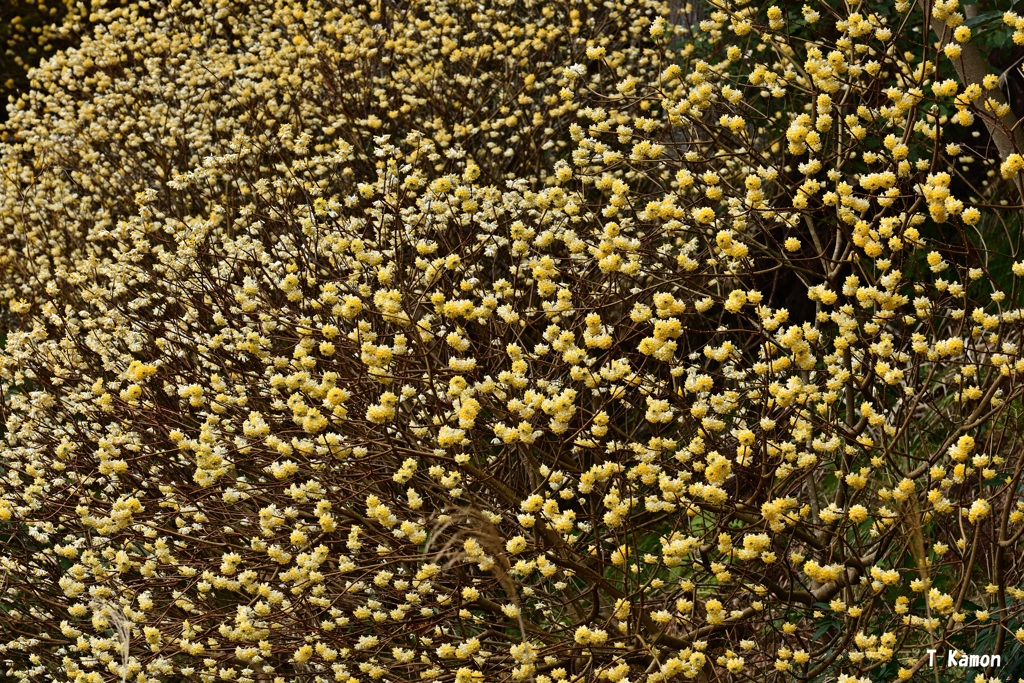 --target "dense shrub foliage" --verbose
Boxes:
[3,0,1024,681]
